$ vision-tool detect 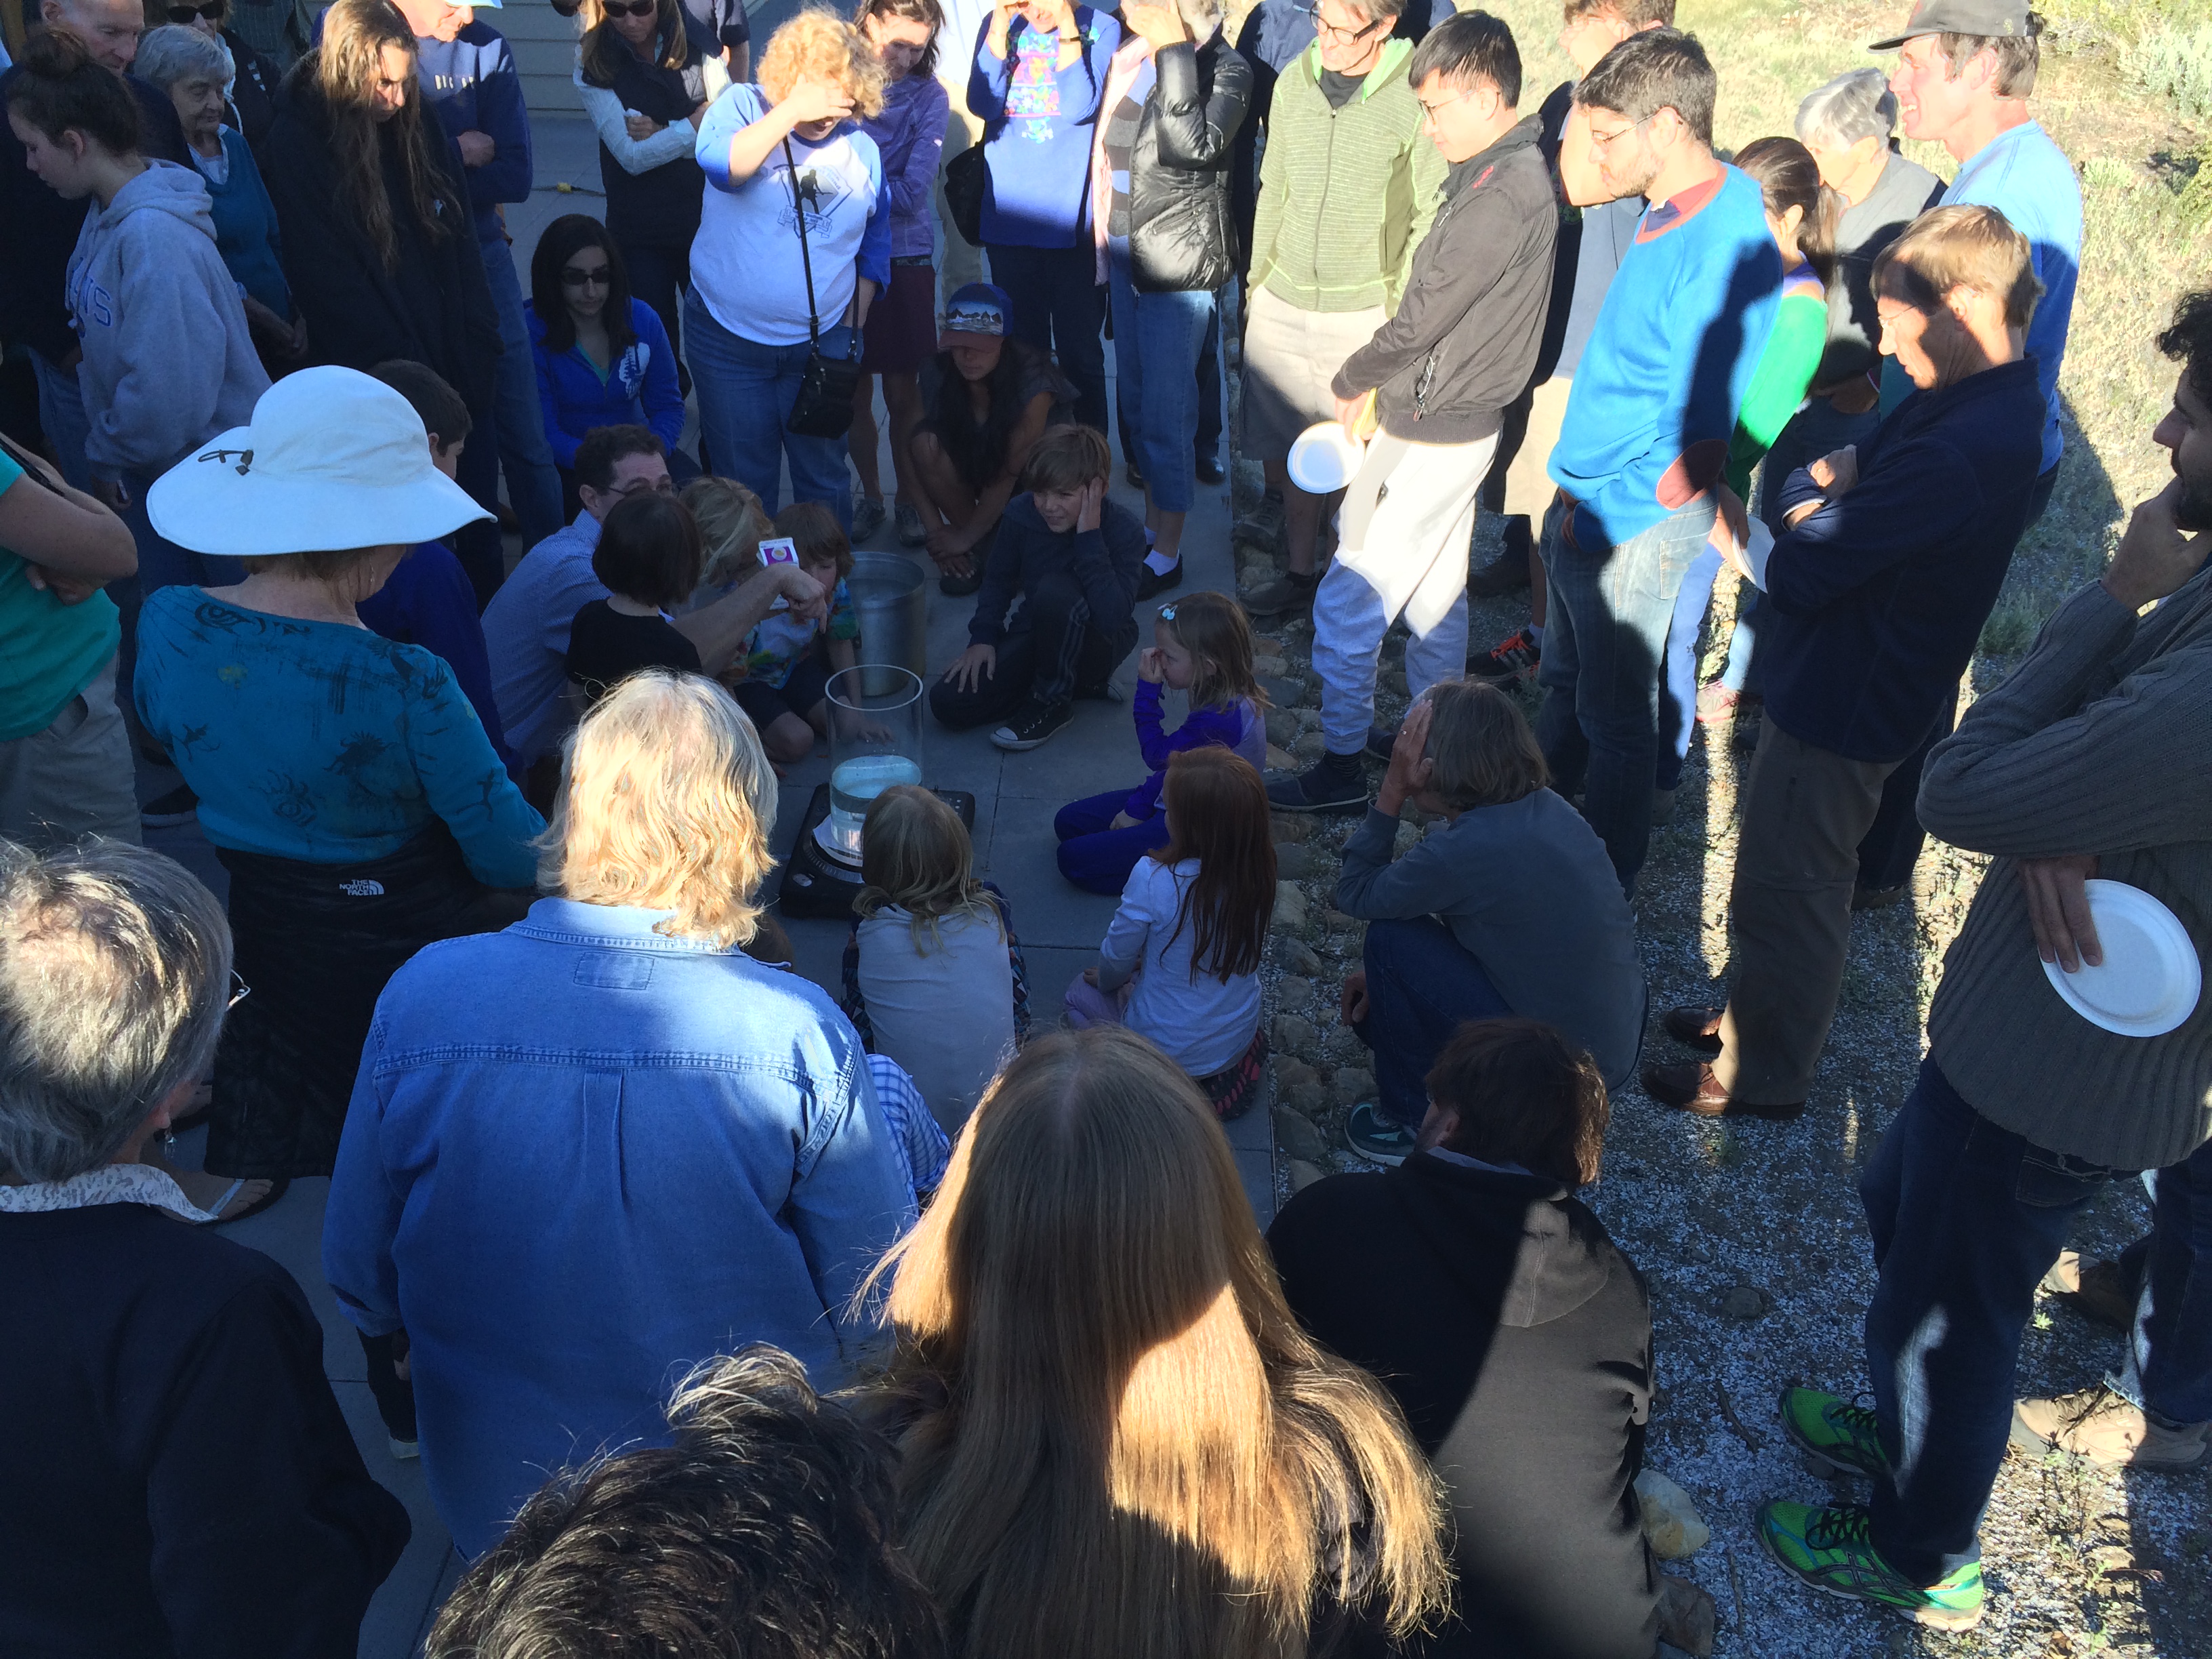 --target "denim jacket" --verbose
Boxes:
[324,898,917,1558]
